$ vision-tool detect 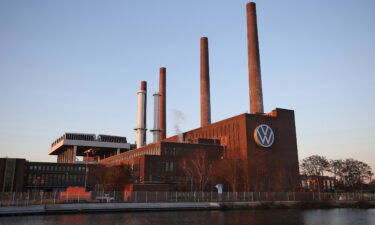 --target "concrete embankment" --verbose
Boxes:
[221,200,375,209]
[0,202,221,216]
[1,201,374,216]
